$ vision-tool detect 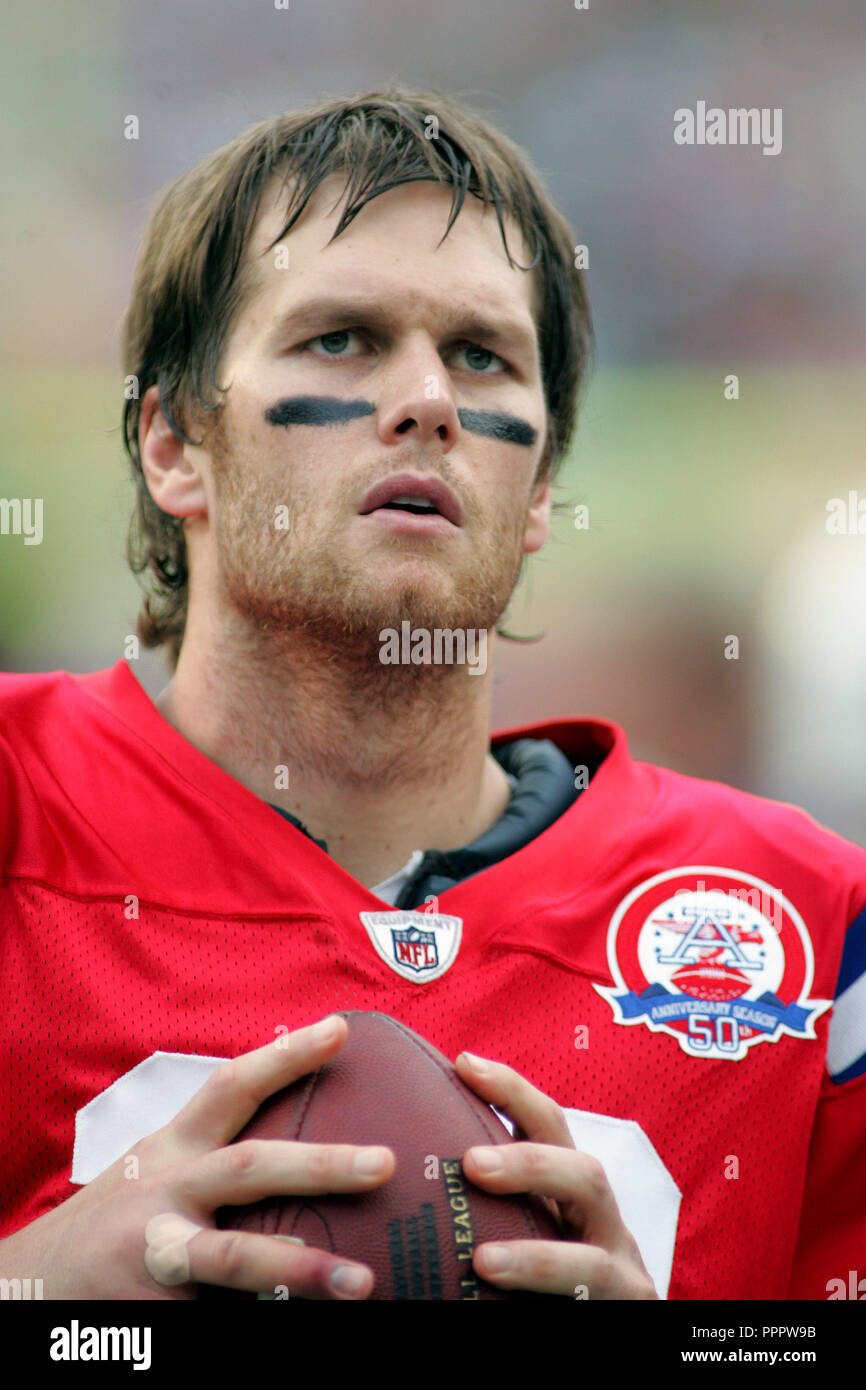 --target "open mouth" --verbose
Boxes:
[357,474,463,528]
[377,495,442,516]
